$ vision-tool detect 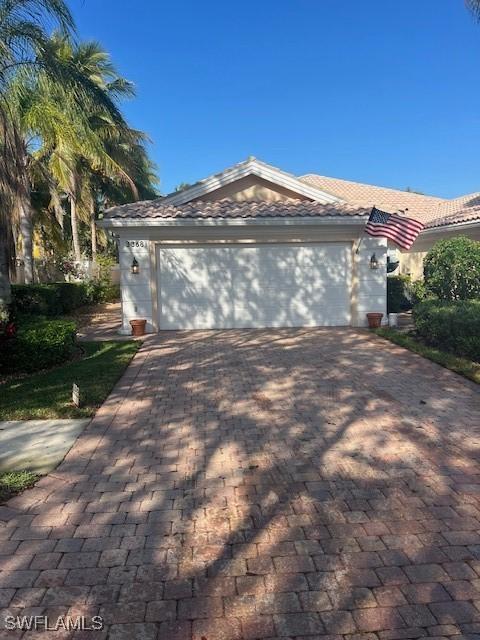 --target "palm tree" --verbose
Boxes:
[0,0,73,304]
[466,0,480,19]
[40,36,140,263]
[39,36,159,264]
[2,30,135,283]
